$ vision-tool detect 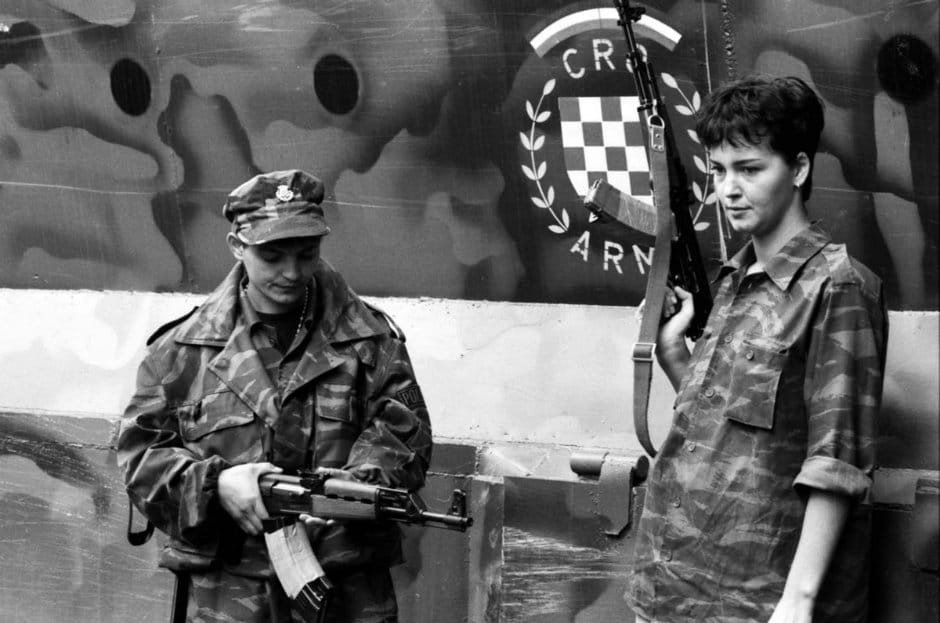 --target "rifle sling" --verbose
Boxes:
[633,118,673,458]
[171,571,190,623]
[126,502,155,546]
